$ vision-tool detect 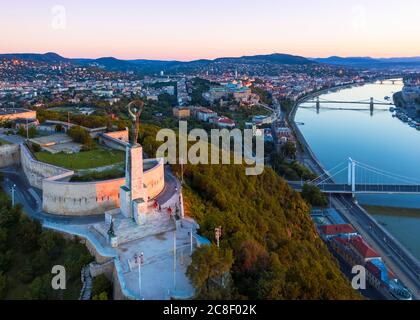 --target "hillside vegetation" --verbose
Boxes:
[0,176,92,299]
[139,124,360,300]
